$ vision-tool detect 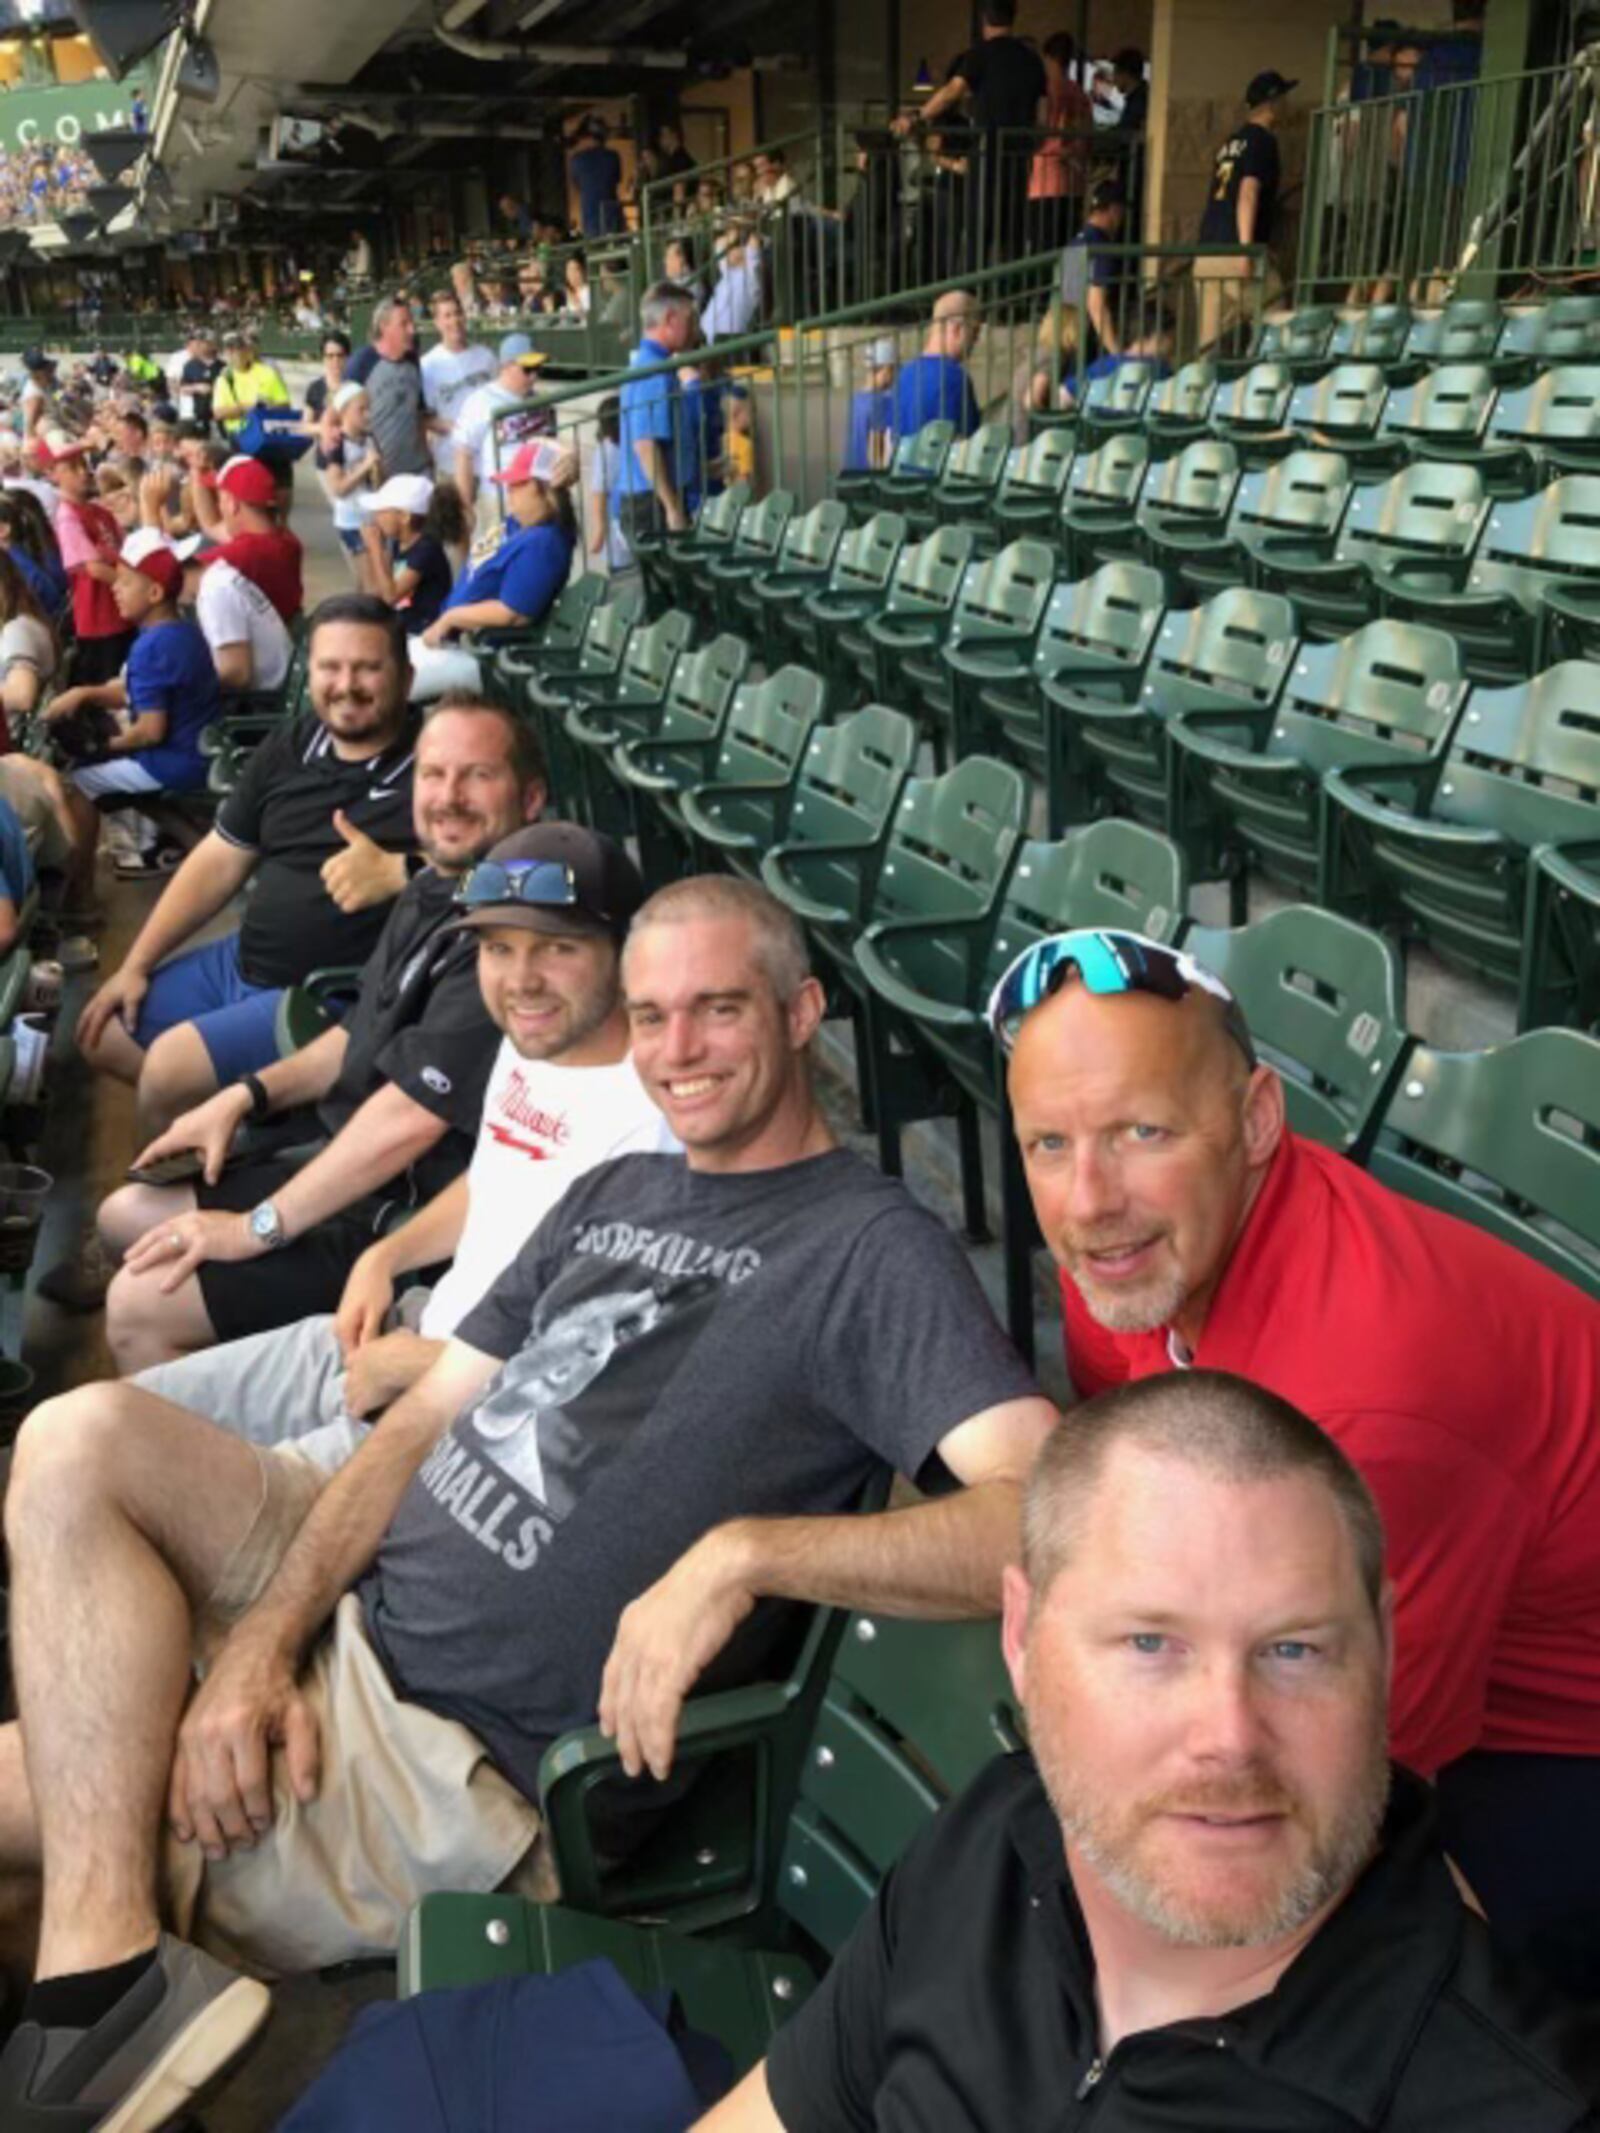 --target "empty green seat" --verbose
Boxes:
[656,483,751,608]
[622,662,820,870]
[507,580,643,695]
[1209,360,1294,457]
[676,666,829,874]
[1274,459,1491,640]
[985,427,1077,546]
[589,633,750,834]
[913,538,1056,758]
[1327,302,1411,367]
[977,561,1166,833]
[1182,906,1411,1155]
[787,511,908,687]
[489,571,608,701]
[1181,448,1352,604]
[840,417,955,518]
[1255,305,1338,375]
[1132,437,1242,596]
[926,421,1012,529]
[1379,363,1498,464]
[1485,365,1600,483]
[521,590,647,779]
[1144,358,1218,452]
[1493,295,1600,382]
[701,490,797,629]
[1056,431,1149,574]
[851,523,979,708]
[1170,618,1467,906]
[1324,660,1600,992]
[1077,357,1159,437]
[739,499,850,664]
[1286,362,1392,463]
[1369,1030,1600,1298]
[1399,298,1504,375]
[1524,842,1600,1032]
[550,608,696,818]
[758,704,918,938]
